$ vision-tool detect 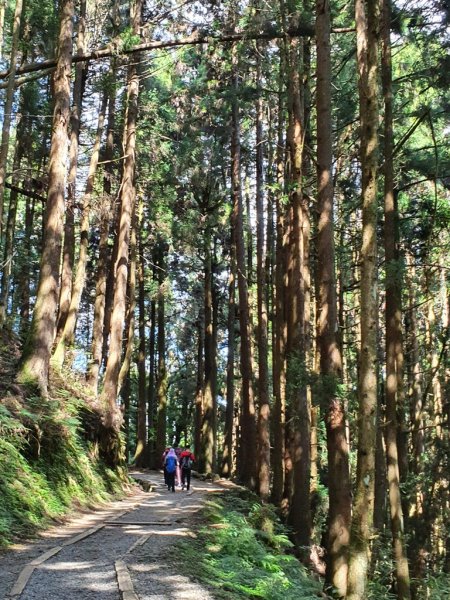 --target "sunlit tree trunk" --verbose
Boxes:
[201,223,216,473]
[155,241,168,464]
[381,0,411,596]
[0,0,23,246]
[347,0,380,596]
[52,92,107,368]
[285,8,311,547]
[56,0,86,341]
[100,0,141,429]
[316,0,351,593]
[147,291,157,467]
[255,44,270,500]
[231,43,256,489]
[87,60,117,392]
[135,221,147,466]
[18,0,74,393]
[272,47,286,505]
[222,222,236,477]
